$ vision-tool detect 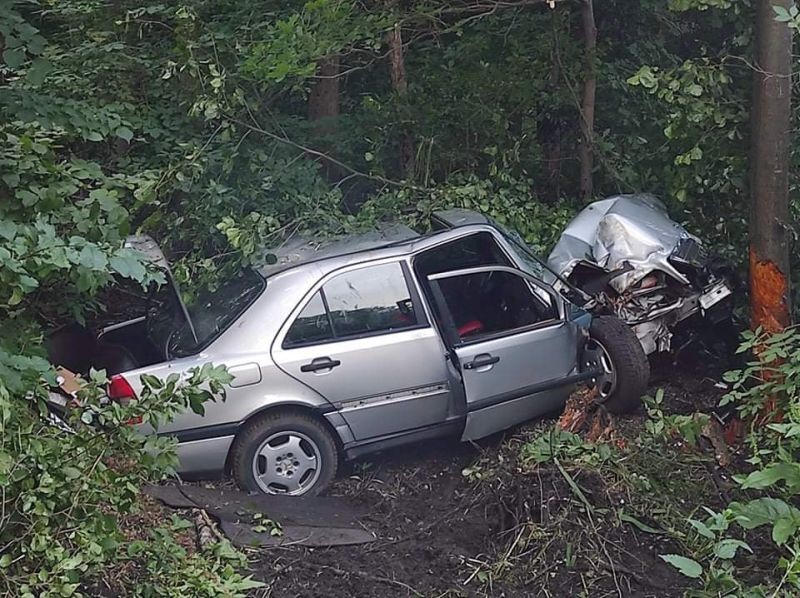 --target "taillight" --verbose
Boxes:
[107,375,142,425]
[108,375,136,402]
